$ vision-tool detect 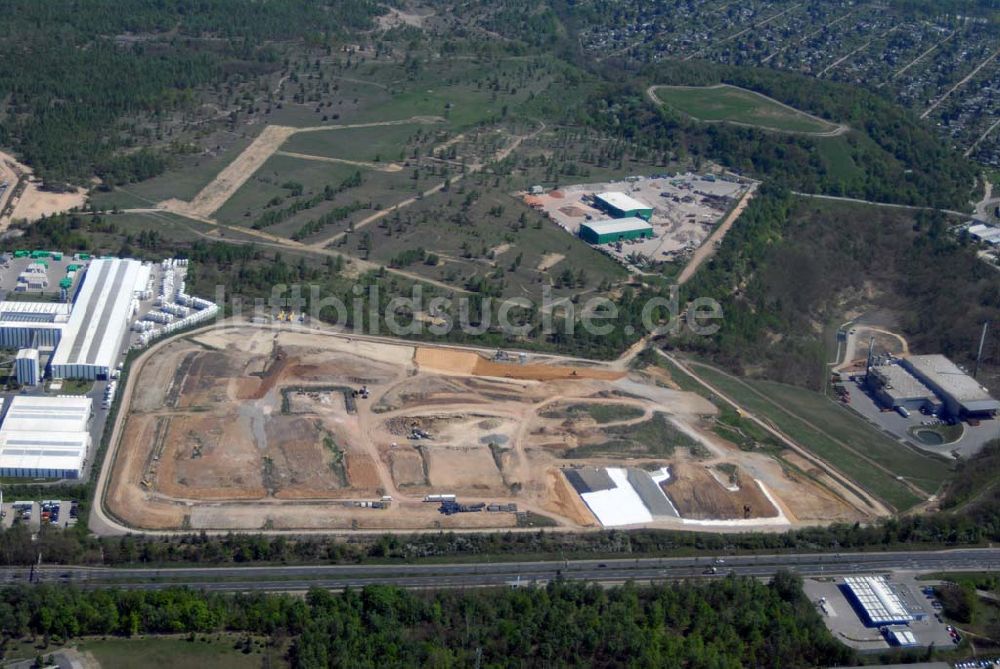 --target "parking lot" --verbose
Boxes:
[1,499,78,532]
[523,173,749,266]
[0,253,86,297]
